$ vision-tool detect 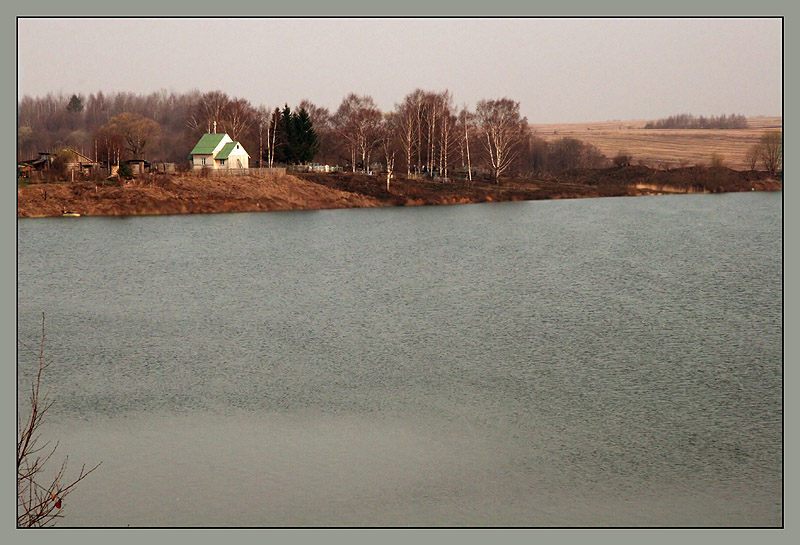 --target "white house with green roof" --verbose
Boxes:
[188,132,250,170]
